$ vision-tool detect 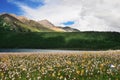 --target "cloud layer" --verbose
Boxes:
[9,0,120,32]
